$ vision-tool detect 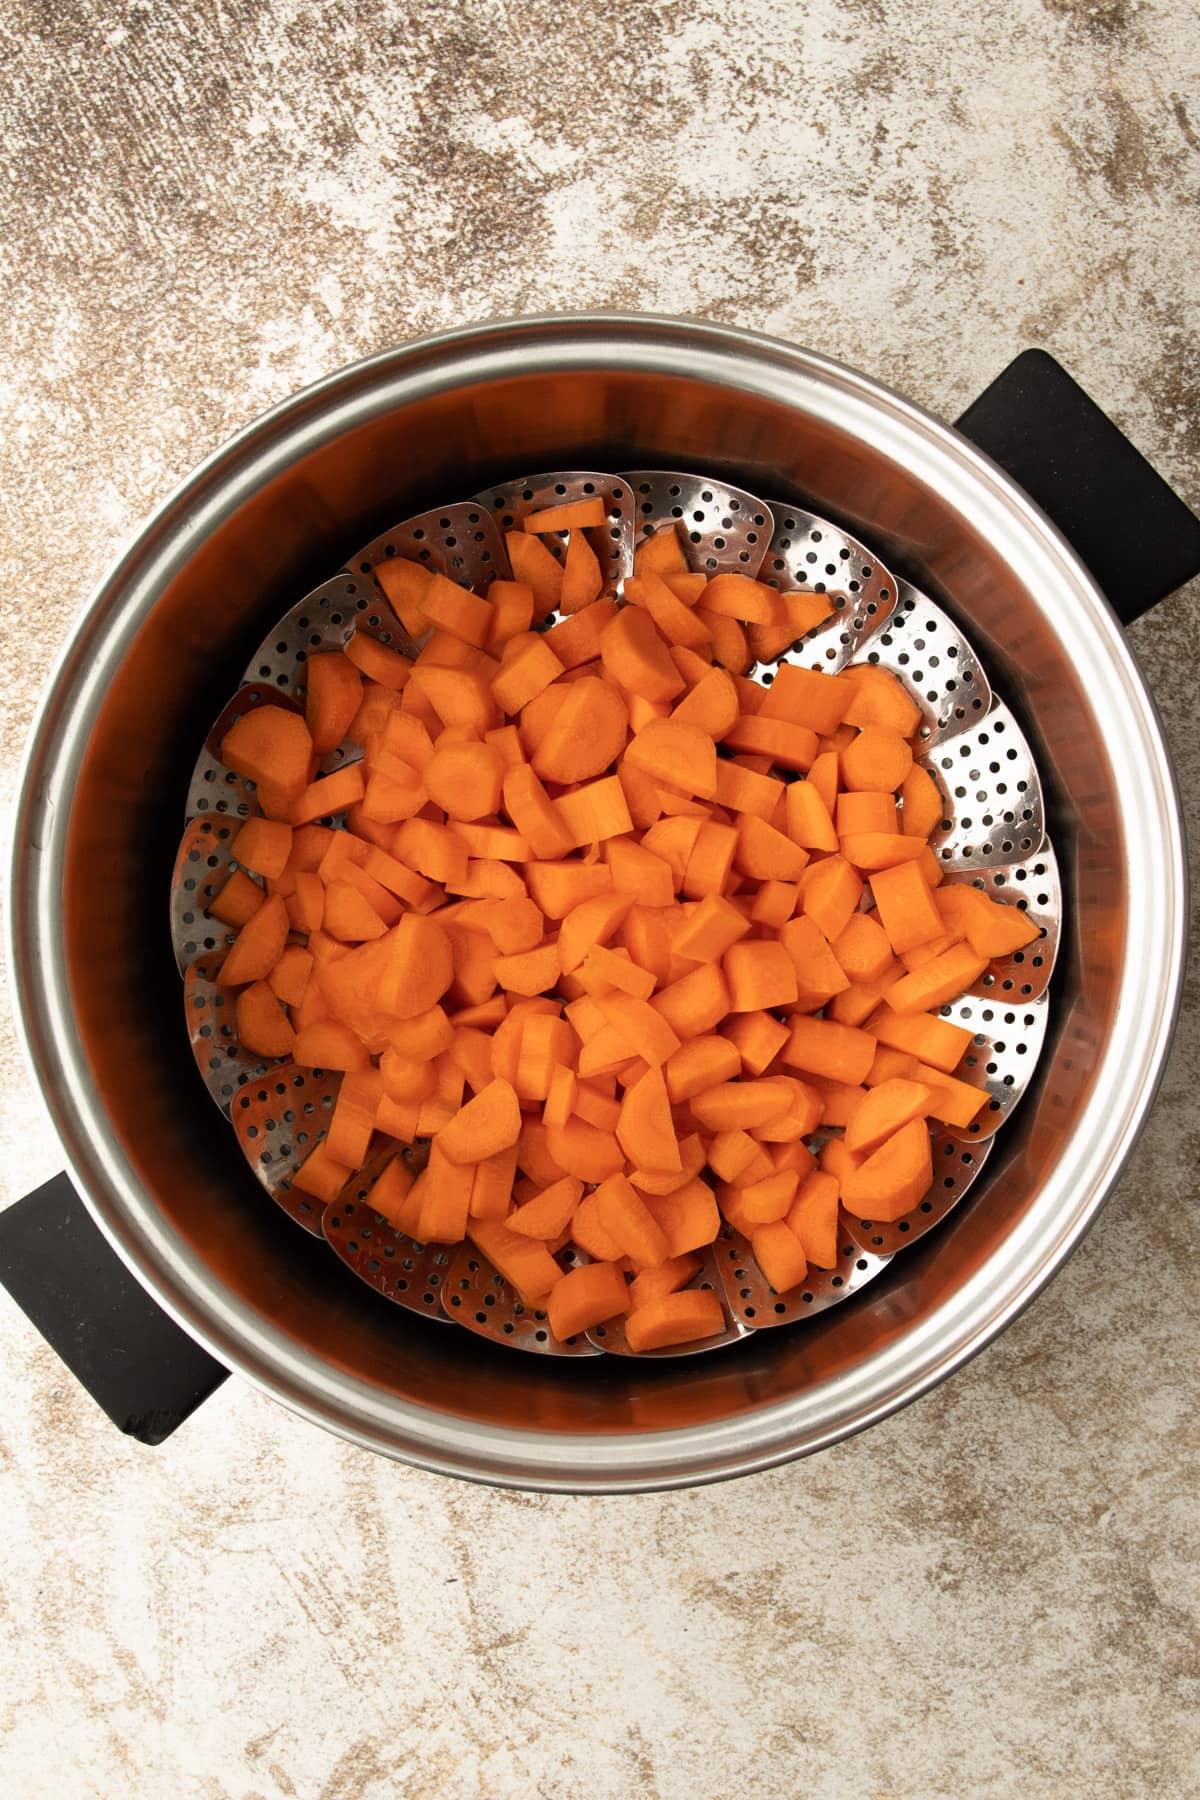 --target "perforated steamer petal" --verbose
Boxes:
[169,467,1060,1358]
